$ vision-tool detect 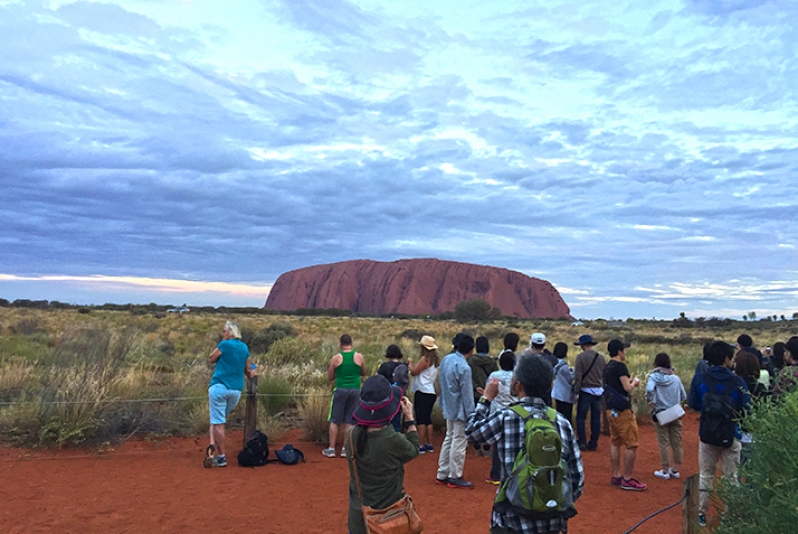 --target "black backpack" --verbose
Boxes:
[238,430,269,467]
[699,377,736,448]
[274,444,306,465]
